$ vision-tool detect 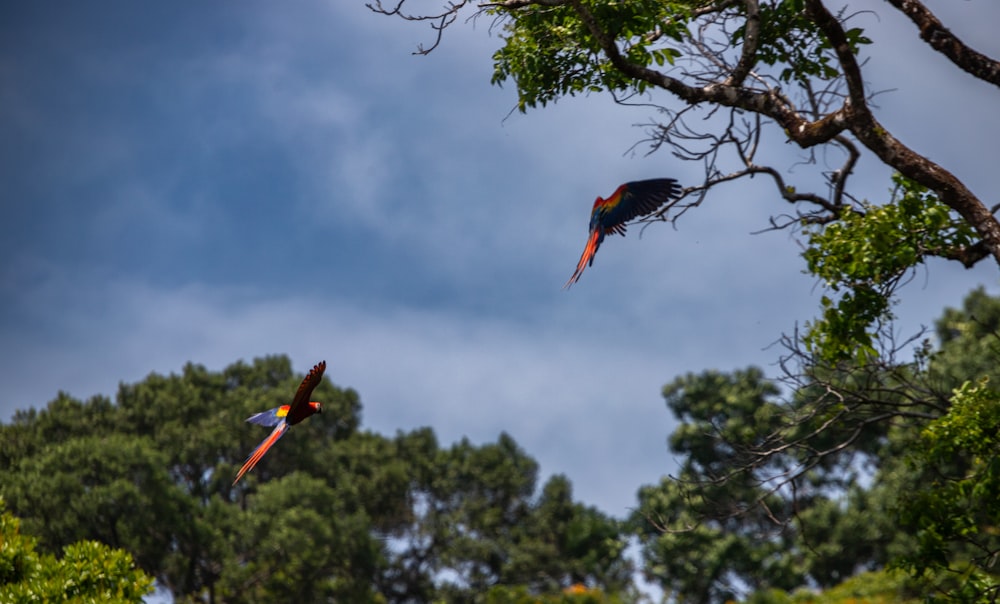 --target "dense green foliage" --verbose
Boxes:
[890,289,1000,600]
[4,289,1000,601]
[489,0,873,112]
[628,288,1000,603]
[896,380,1000,600]
[0,500,153,603]
[490,0,688,110]
[4,289,1000,602]
[803,175,977,363]
[745,569,914,603]
[0,356,631,602]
